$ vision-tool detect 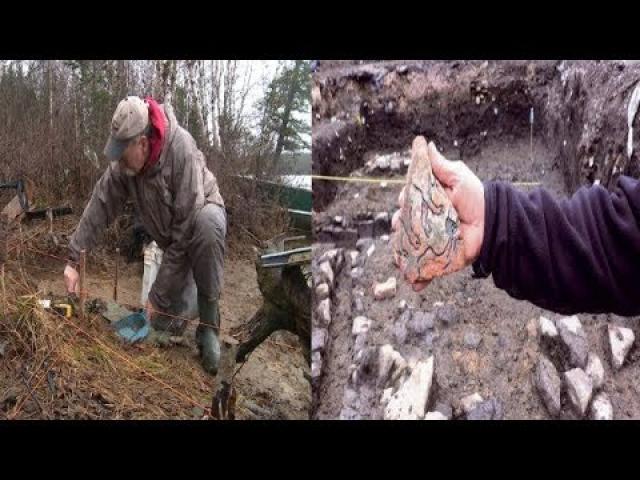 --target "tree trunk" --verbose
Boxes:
[272,60,303,172]
[49,60,54,167]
